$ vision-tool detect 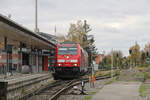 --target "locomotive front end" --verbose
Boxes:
[54,43,81,78]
